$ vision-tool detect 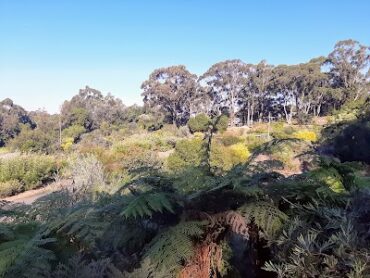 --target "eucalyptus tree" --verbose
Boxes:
[327,39,370,102]
[294,58,332,118]
[0,98,34,146]
[199,59,252,126]
[141,65,197,126]
[248,60,274,123]
[270,65,297,124]
[61,86,126,130]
